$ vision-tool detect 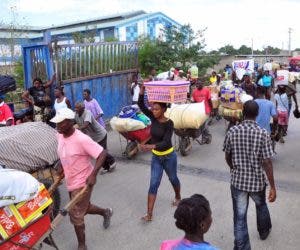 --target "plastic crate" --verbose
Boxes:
[144,81,189,103]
